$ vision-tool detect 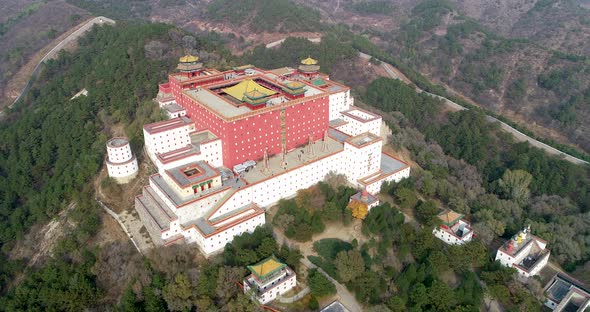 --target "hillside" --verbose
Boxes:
[0,0,91,108]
